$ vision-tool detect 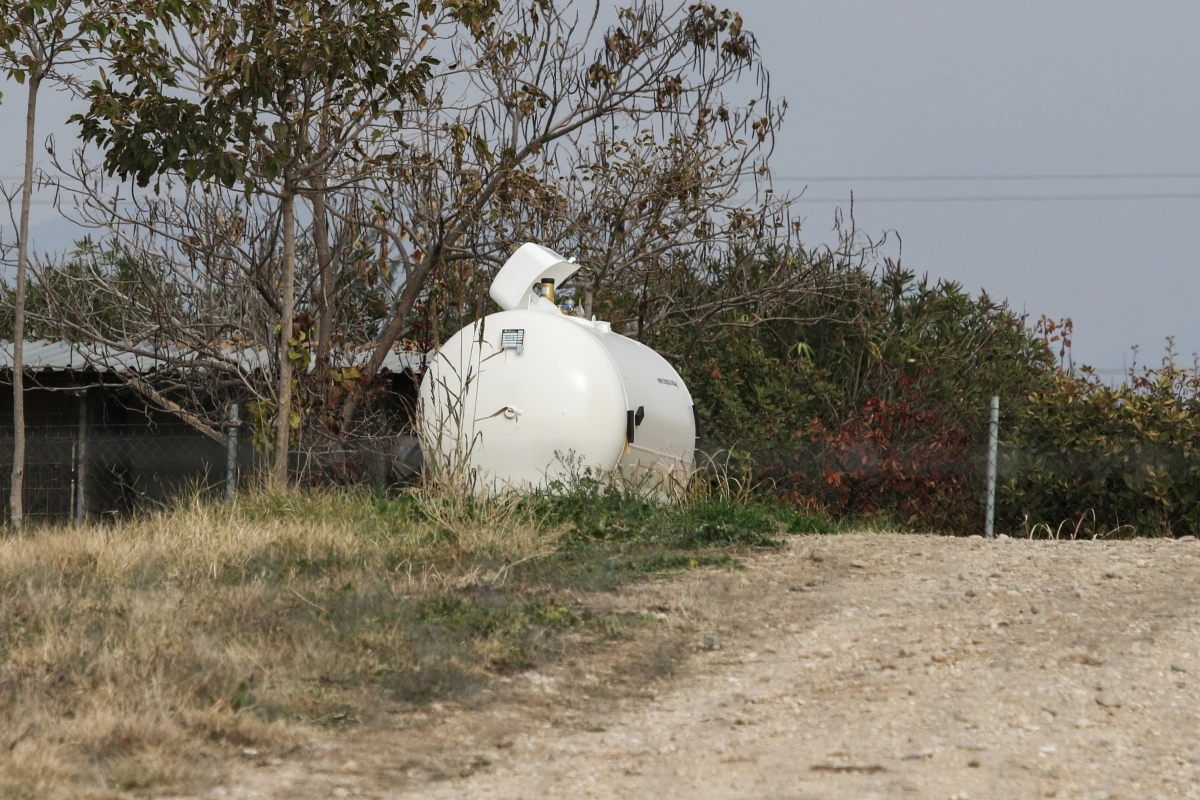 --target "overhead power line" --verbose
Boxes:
[793,192,1200,204]
[9,170,1200,183]
[774,172,1200,183]
[9,171,1200,183]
